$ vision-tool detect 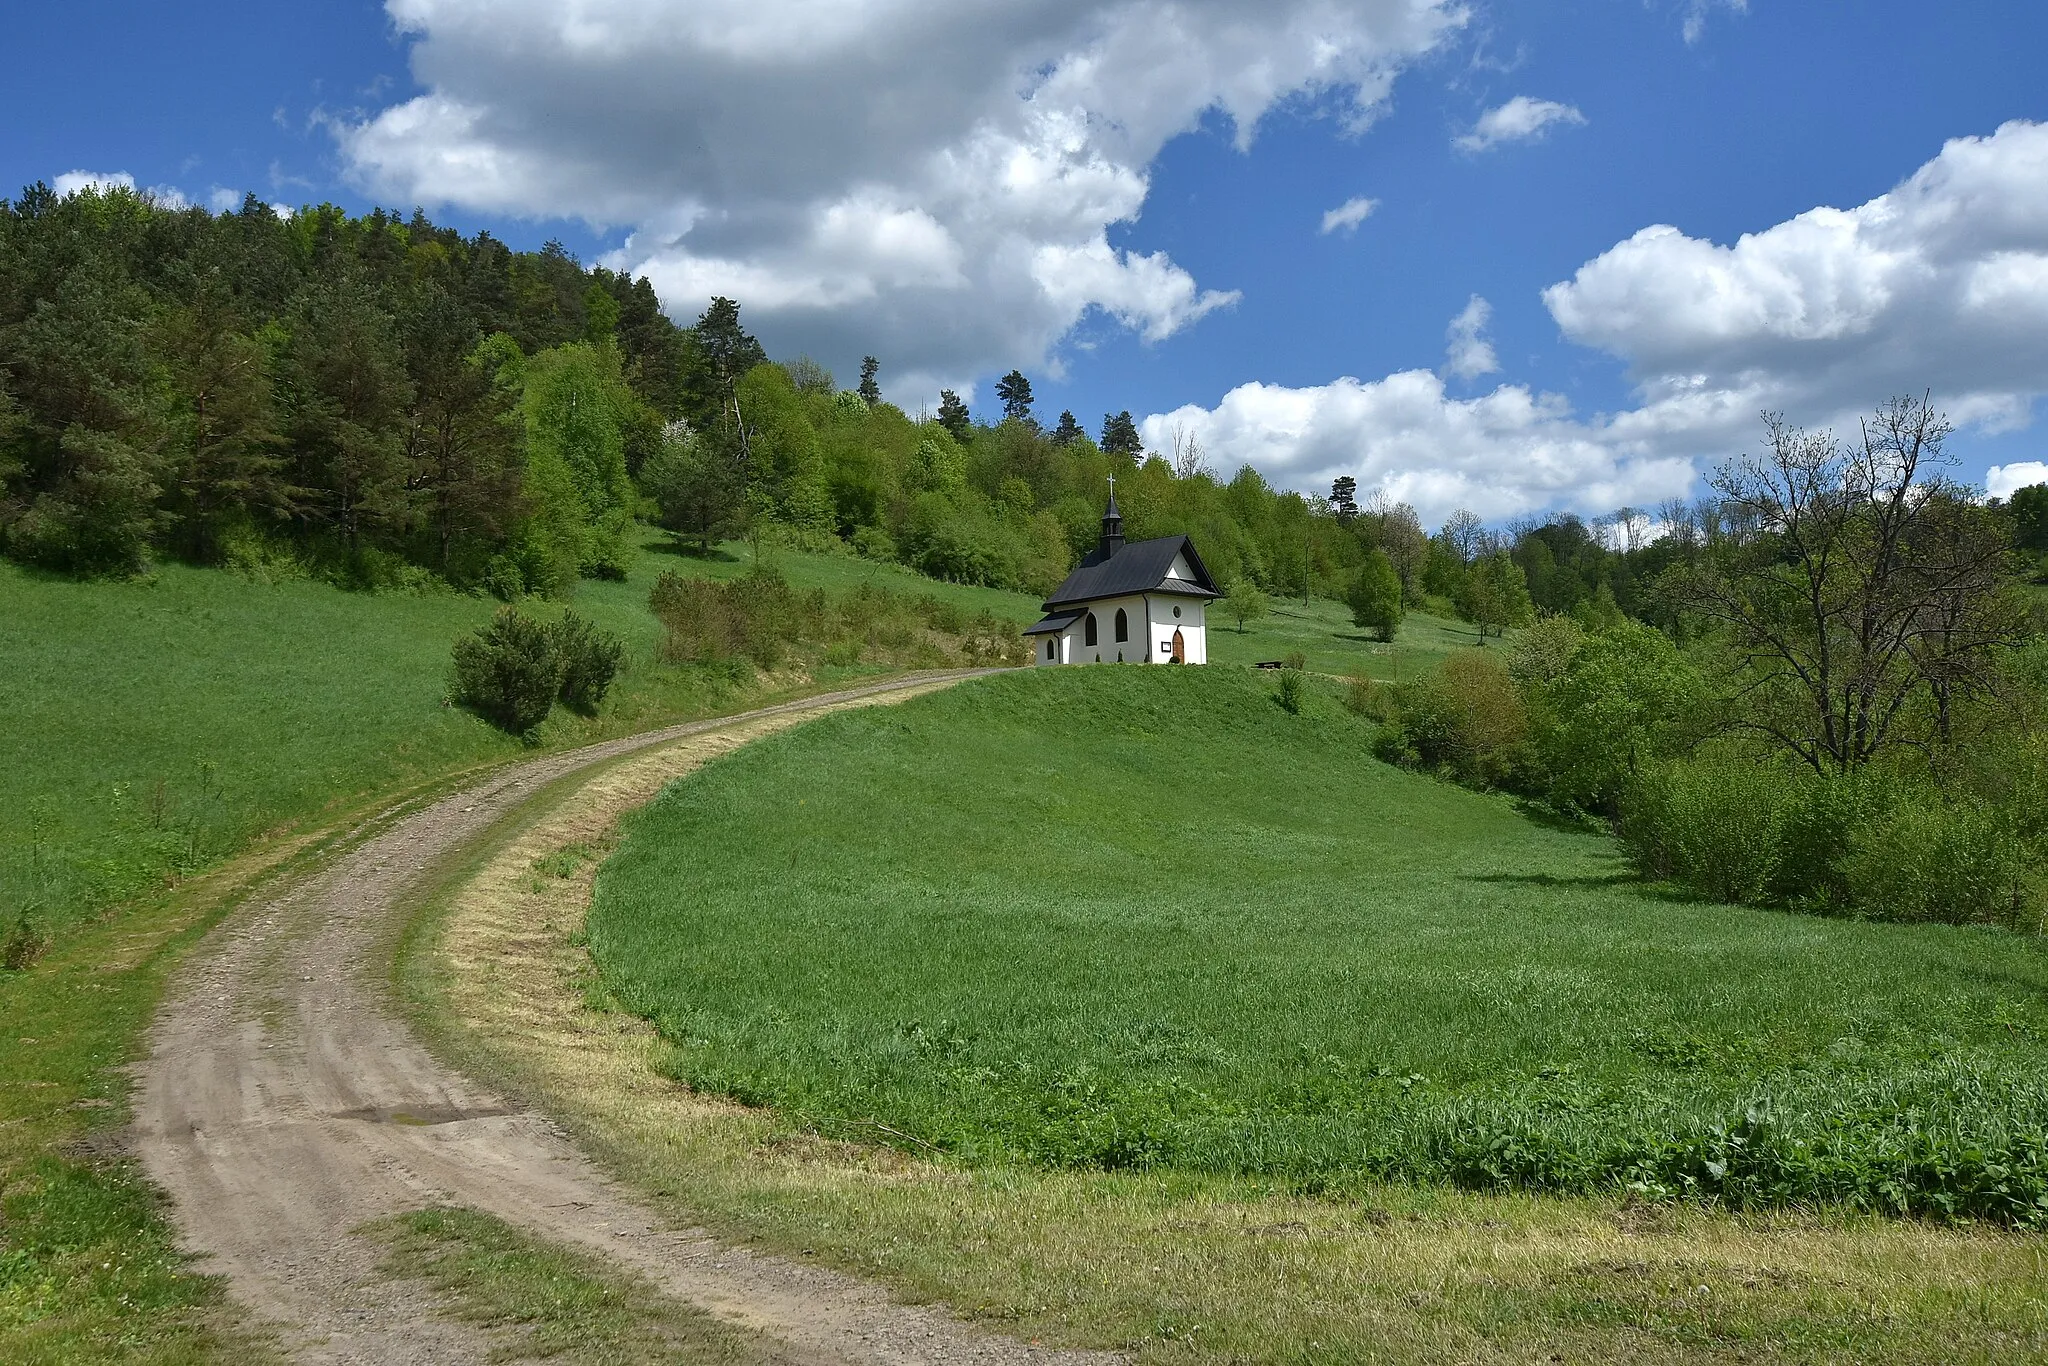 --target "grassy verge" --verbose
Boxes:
[403,680,2048,1365]
[0,823,332,1363]
[365,1206,782,1365]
